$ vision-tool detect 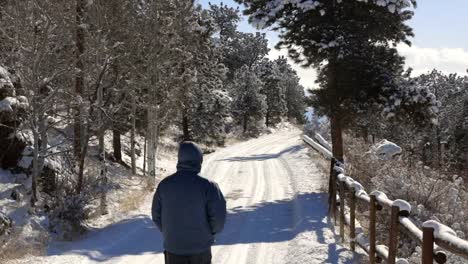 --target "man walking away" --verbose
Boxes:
[152,141,227,264]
